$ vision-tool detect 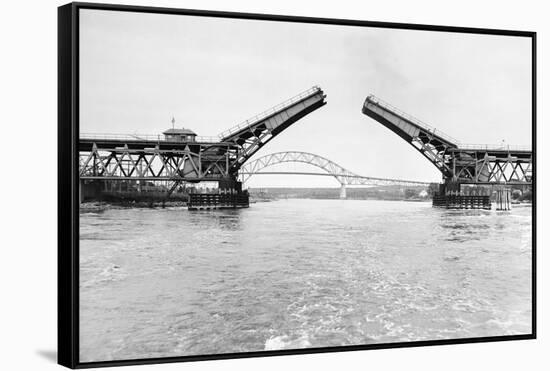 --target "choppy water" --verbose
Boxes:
[79,199,532,362]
